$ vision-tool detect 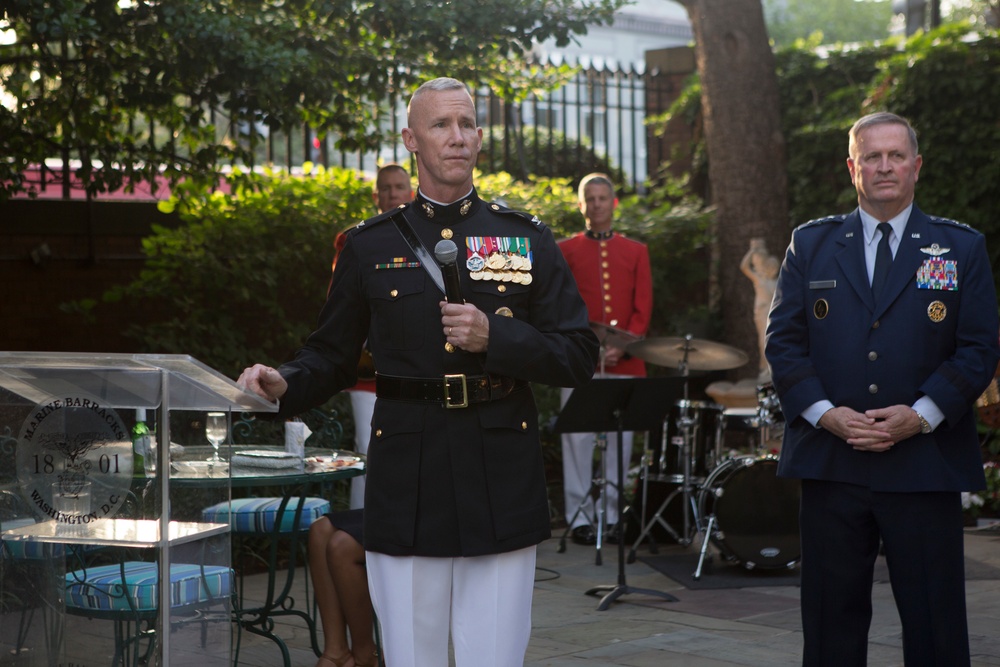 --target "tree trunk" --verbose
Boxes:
[675,0,789,381]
